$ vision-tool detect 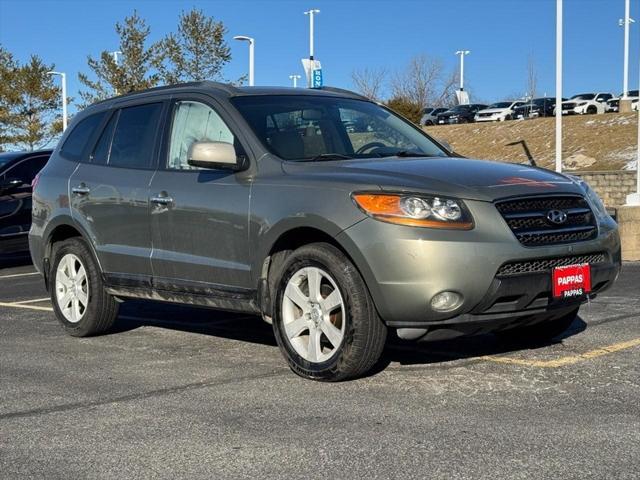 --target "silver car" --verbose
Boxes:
[29,83,621,381]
